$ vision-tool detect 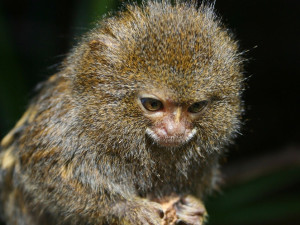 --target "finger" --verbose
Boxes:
[181,205,205,216]
[158,208,164,218]
[175,213,202,225]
